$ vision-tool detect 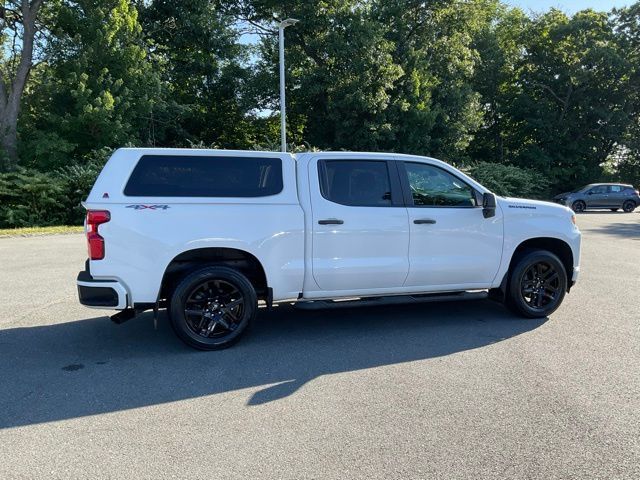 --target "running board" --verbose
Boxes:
[110,309,137,324]
[293,291,488,310]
